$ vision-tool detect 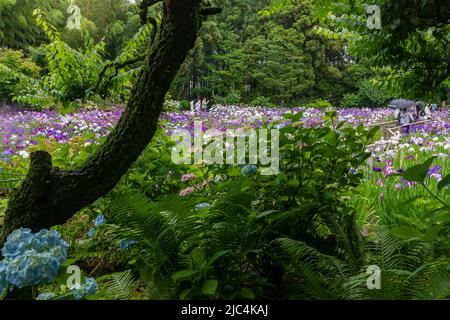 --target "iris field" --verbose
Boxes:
[0,105,449,300]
